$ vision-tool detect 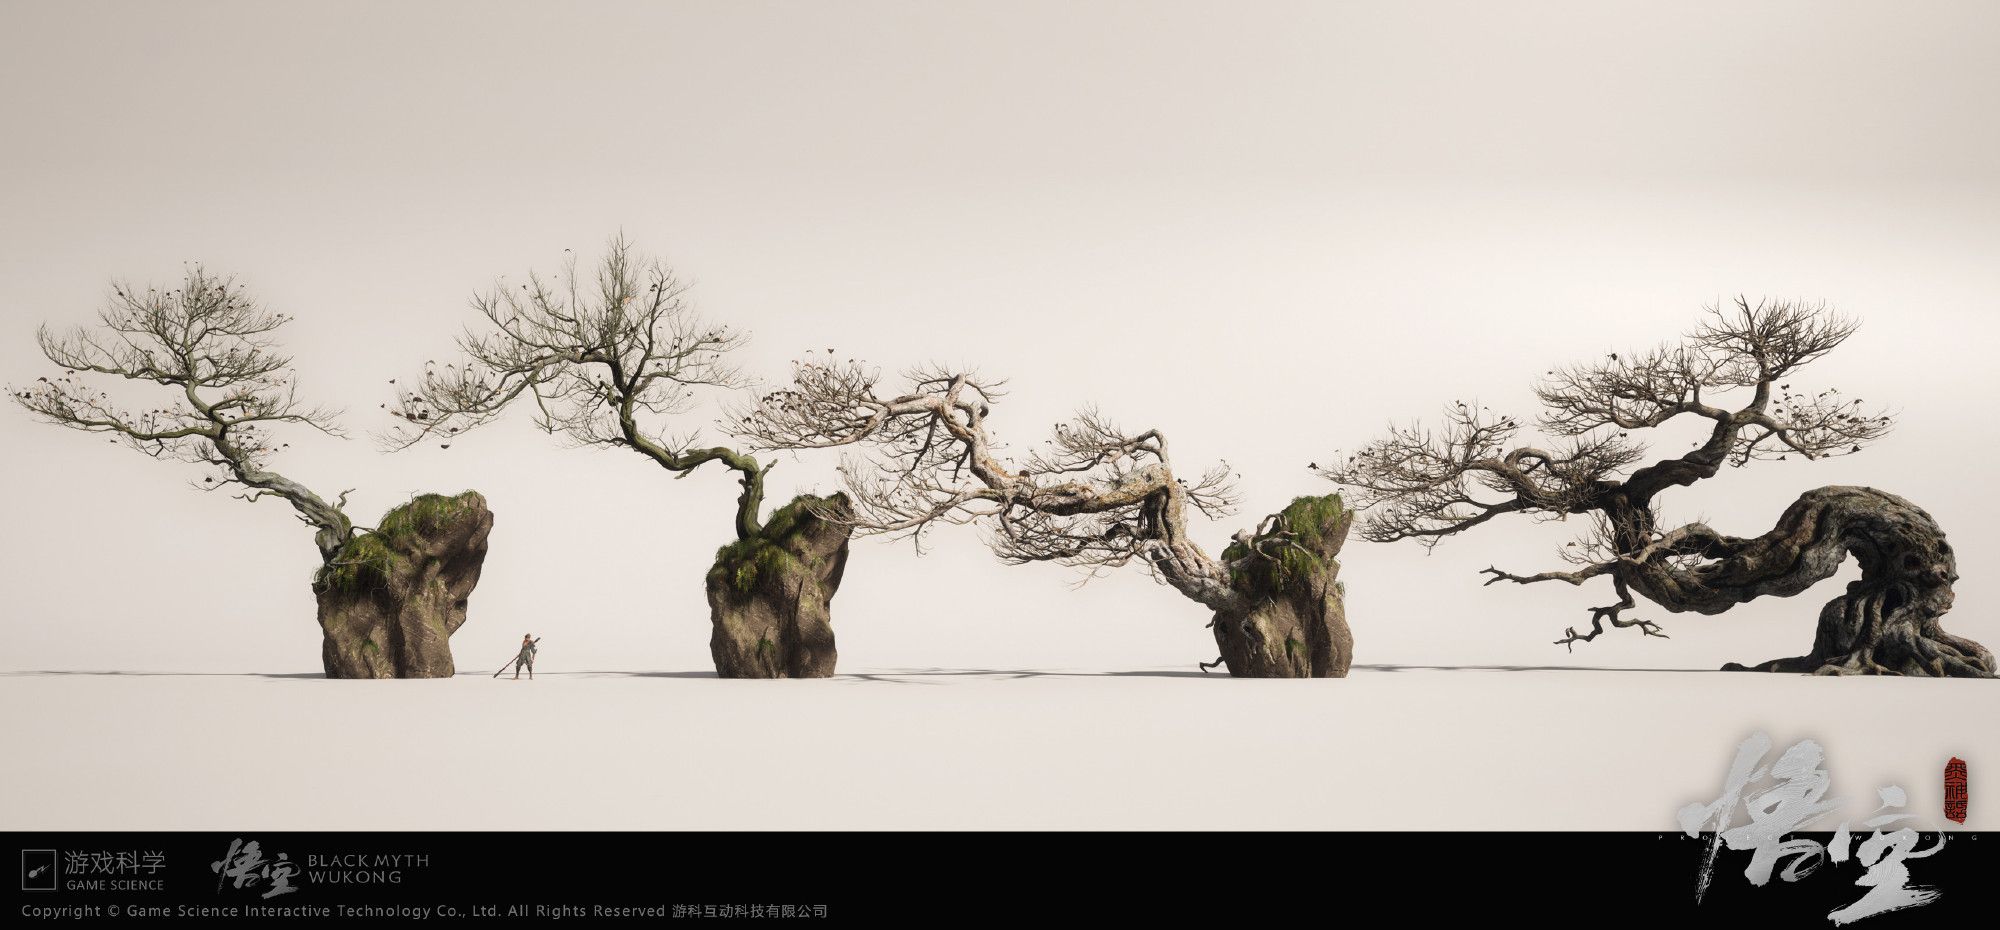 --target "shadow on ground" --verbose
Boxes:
[1355,663,1716,674]
[2,664,1720,681]
[564,665,1721,679]
[0,670,326,680]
